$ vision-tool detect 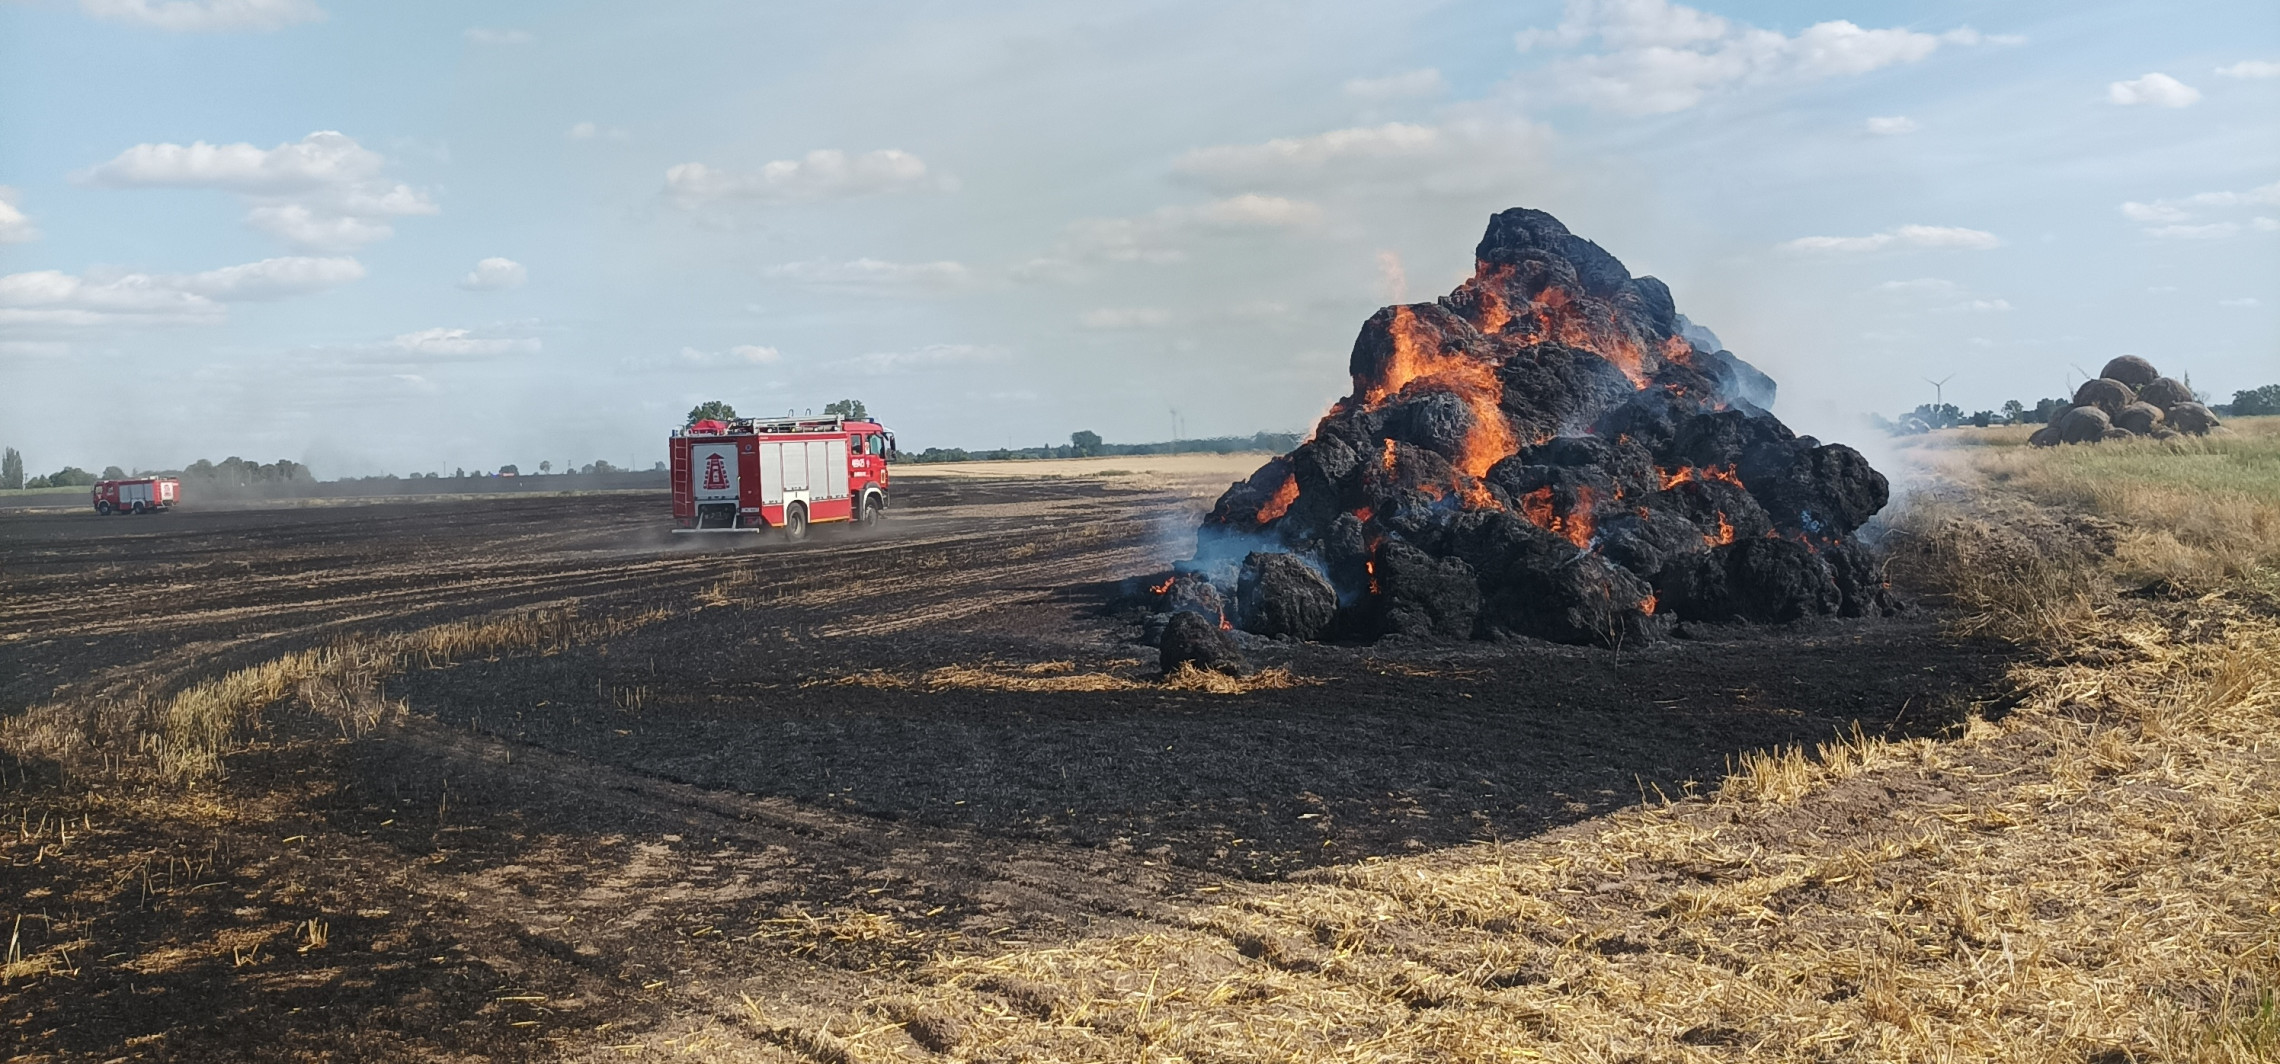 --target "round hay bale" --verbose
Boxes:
[2135,376,2193,408]
[2073,377,2135,416]
[2057,405,2112,444]
[2166,402,2220,435]
[2027,422,2064,448]
[2100,427,2135,441]
[2150,427,2182,441]
[2098,355,2161,388]
[2113,401,2164,435]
